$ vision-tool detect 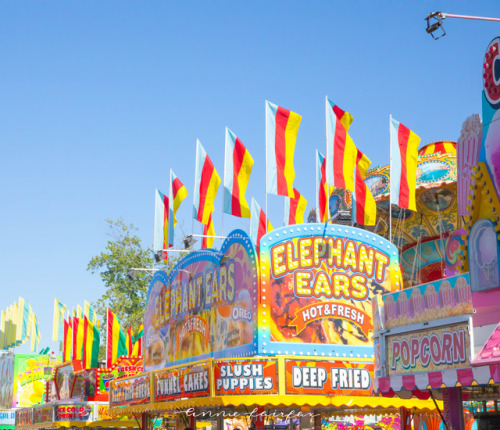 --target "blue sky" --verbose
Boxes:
[1,1,498,353]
